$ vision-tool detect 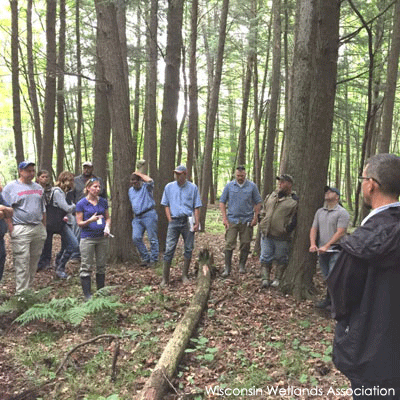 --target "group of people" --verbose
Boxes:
[0,161,109,300]
[1,153,400,398]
